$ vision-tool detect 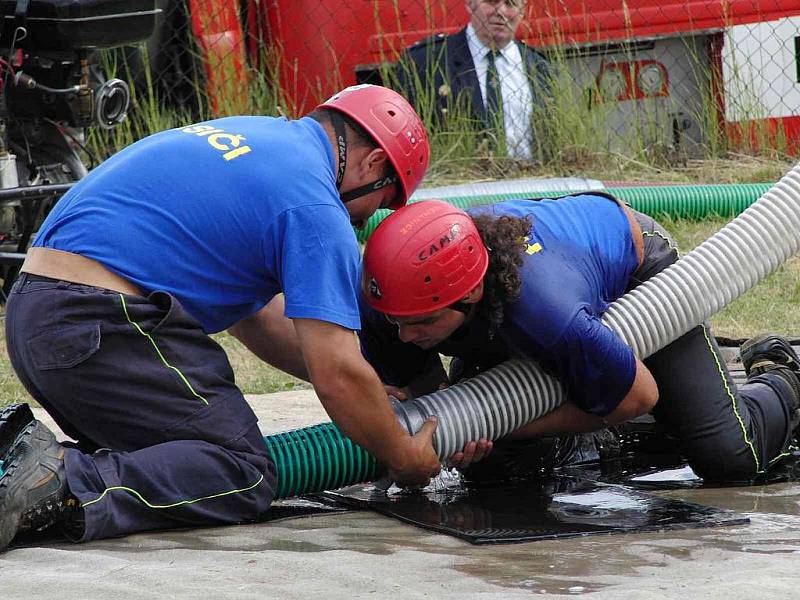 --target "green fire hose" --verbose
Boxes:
[356,183,772,242]
[263,424,378,499]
